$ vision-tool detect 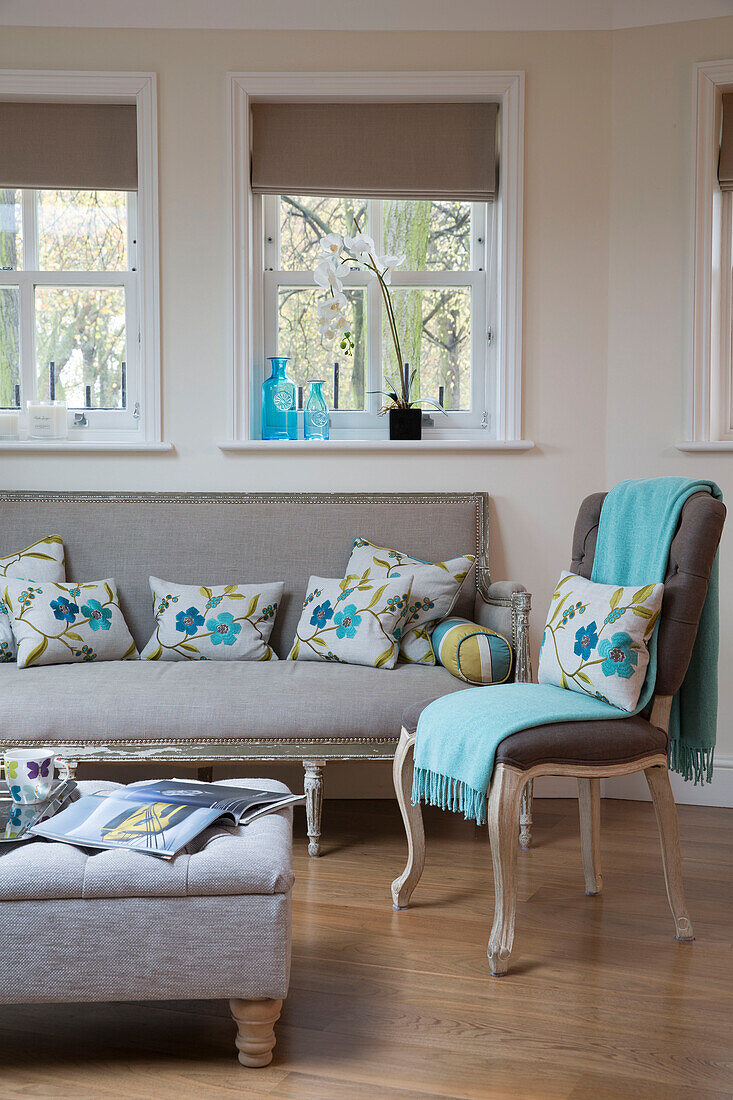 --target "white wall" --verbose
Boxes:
[0,18,730,803]
[605,17,733,806]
